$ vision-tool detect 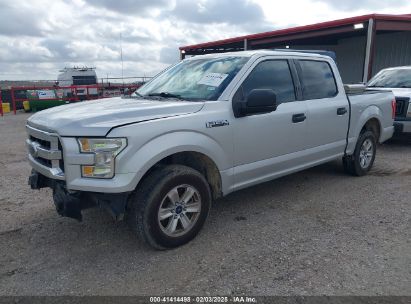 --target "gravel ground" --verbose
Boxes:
[0,113,410,296]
